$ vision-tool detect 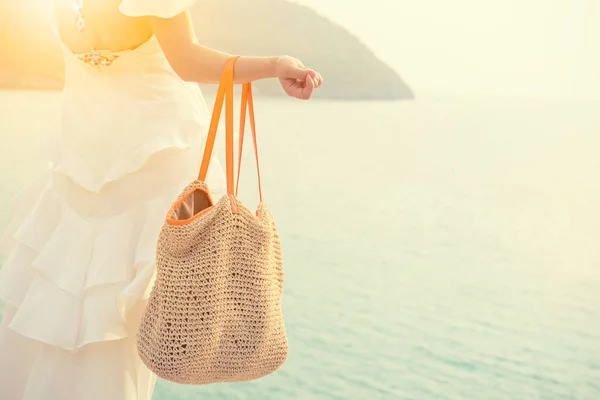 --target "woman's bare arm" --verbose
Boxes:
[149,10,322,99]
